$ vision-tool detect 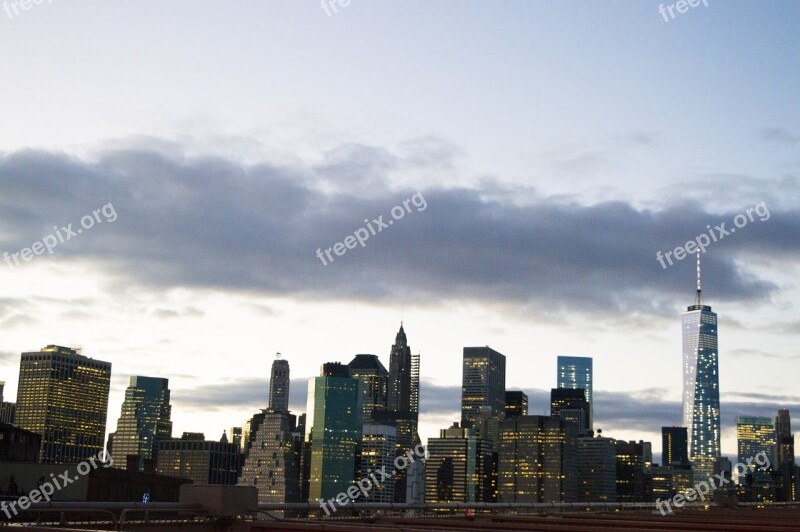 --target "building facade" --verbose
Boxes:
[108,376,172,471]
[461,346,506,430]
[238,411,300,504]
[557,356,593,430]
[156,432,241,485]
[269,354,290,413]
[359,424,396,503]
[15,345,111,463]
[425,424,493,504]
[681,254,720,479]
[348,354,389,424]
